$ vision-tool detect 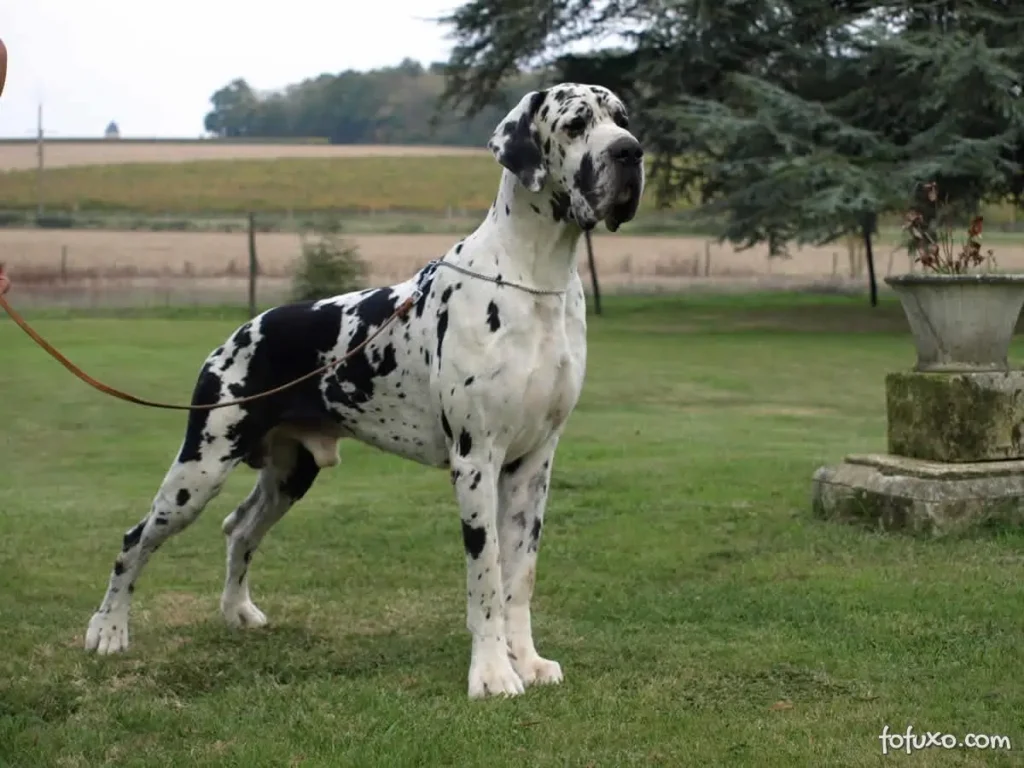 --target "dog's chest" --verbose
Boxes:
[520,325,583,427]
[489,289,587,456]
